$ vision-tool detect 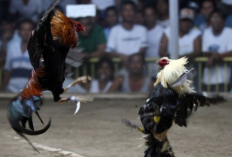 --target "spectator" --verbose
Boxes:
[85,57,114,93]
[202,10,232,91]
[104,6,119,40]
[109,53,153,93]
[160,8,201,59]
[195,0,216,32]
[135,10,145,25]
[138,0,156,10]
[144,5,163,59]
[78,17,106,58]
[187,1,200,19]
[1,19,34,92]
[0,16,19,65]
[217,0,232,15]
[9,0,42,22]
[216,0,232,28]
[156,0,170,28]
[106,0,147,66]
[160,8,201,90]
[143,5,164,77]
